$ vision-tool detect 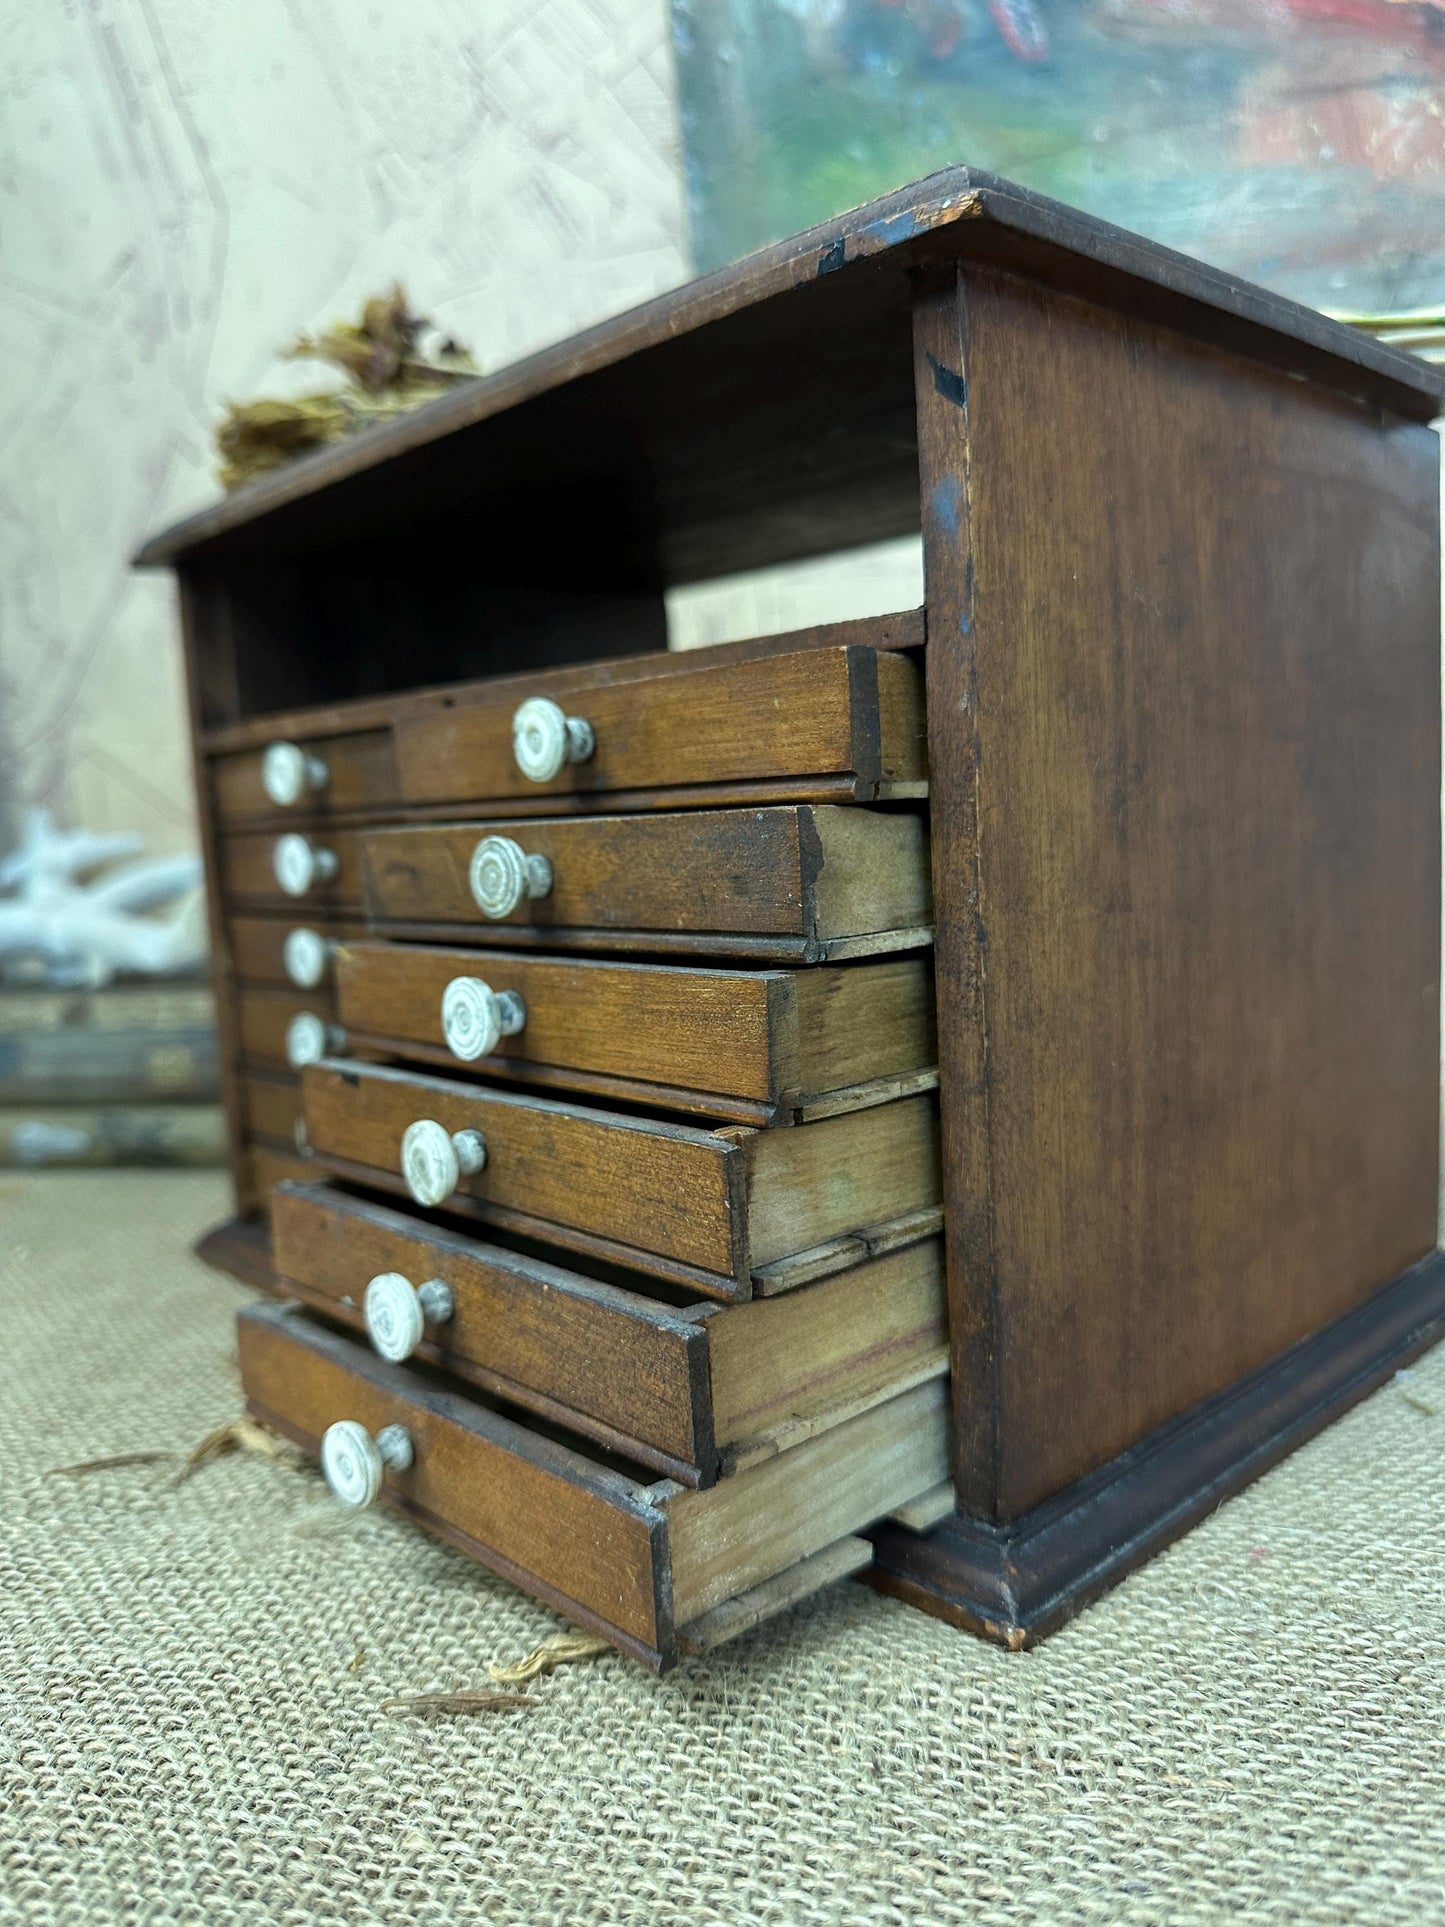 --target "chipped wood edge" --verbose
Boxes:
[722,1350,951,1476]
[675,1536,874,1656]
[887,1480,957,1533]
[750,1206,946,1297]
